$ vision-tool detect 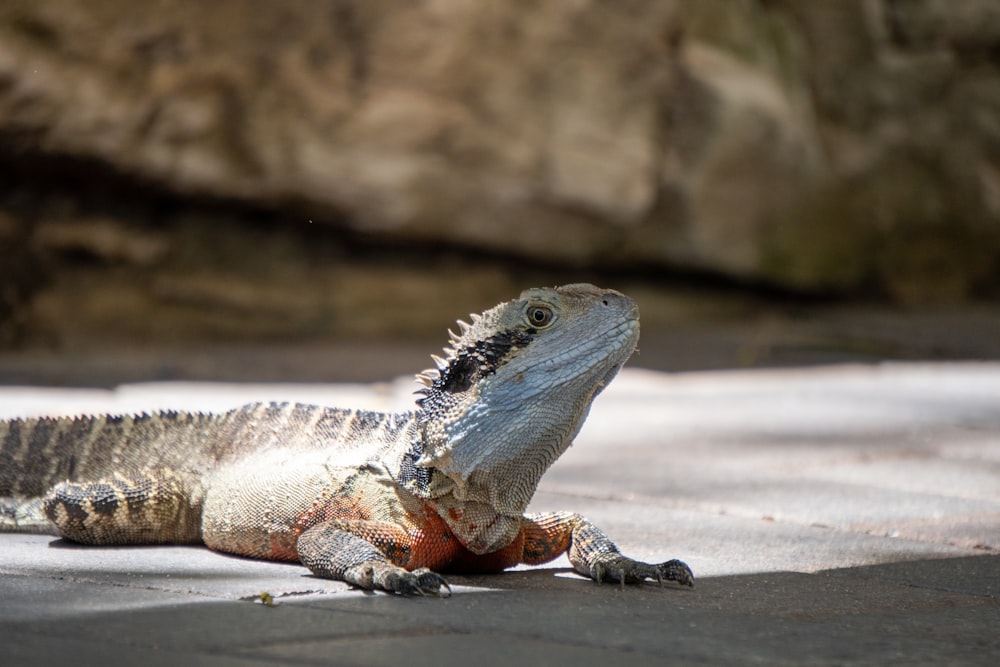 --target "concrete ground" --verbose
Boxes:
[1,363,999,665]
